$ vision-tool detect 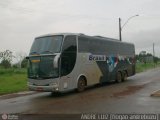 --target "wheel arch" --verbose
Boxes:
[122,69,128,76]
[77,74,87,86]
